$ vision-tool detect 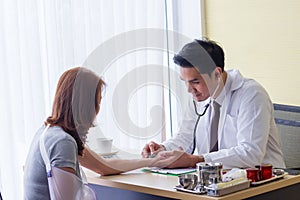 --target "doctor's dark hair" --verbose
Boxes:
[173,39,225,74]
[46,67,105,156]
